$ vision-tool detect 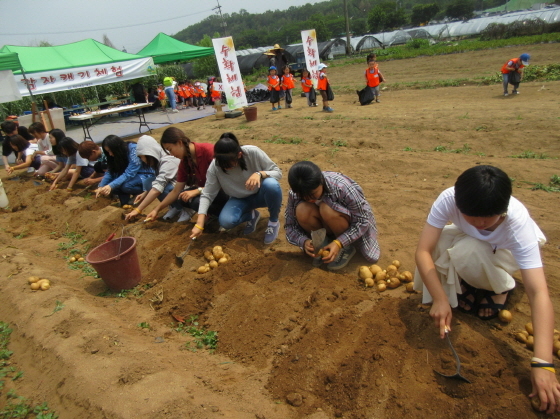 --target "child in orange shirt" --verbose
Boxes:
[300,69,317,107]
[317,63,333,113]
[157,84,167,112]
[281,65,295,108]
[364,59,385,103]
[267,66,281,111]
